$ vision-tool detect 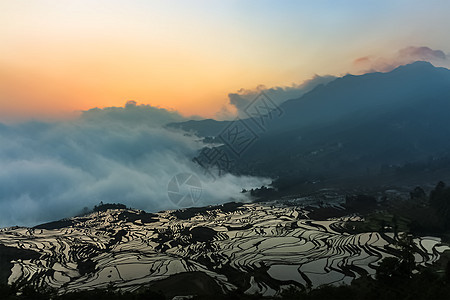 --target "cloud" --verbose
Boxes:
[399,46,446,61]
[220,75,336,119]
[81,100,187,126]
[0,103,269,227]
[353,56,371,65]
[353,46,448,73]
